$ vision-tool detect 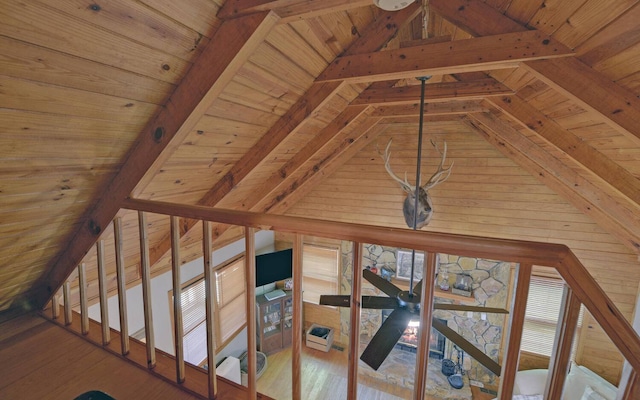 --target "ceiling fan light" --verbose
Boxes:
[373,0,413,11]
